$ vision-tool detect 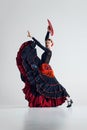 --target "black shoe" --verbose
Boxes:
[67,99,73,108]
